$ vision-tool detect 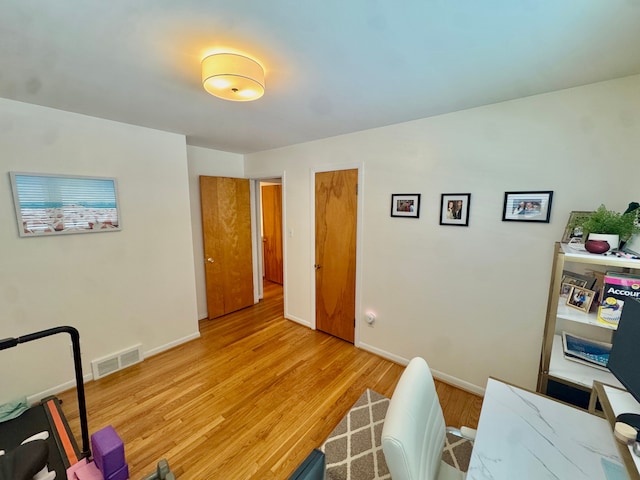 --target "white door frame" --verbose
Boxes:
[250,173,286,305]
